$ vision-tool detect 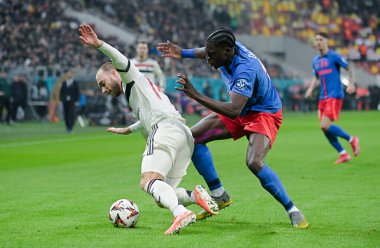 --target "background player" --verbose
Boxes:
[78,24,218,235]
[305,32,360,164]
[158,28,309,228]
[131,41,166,92]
